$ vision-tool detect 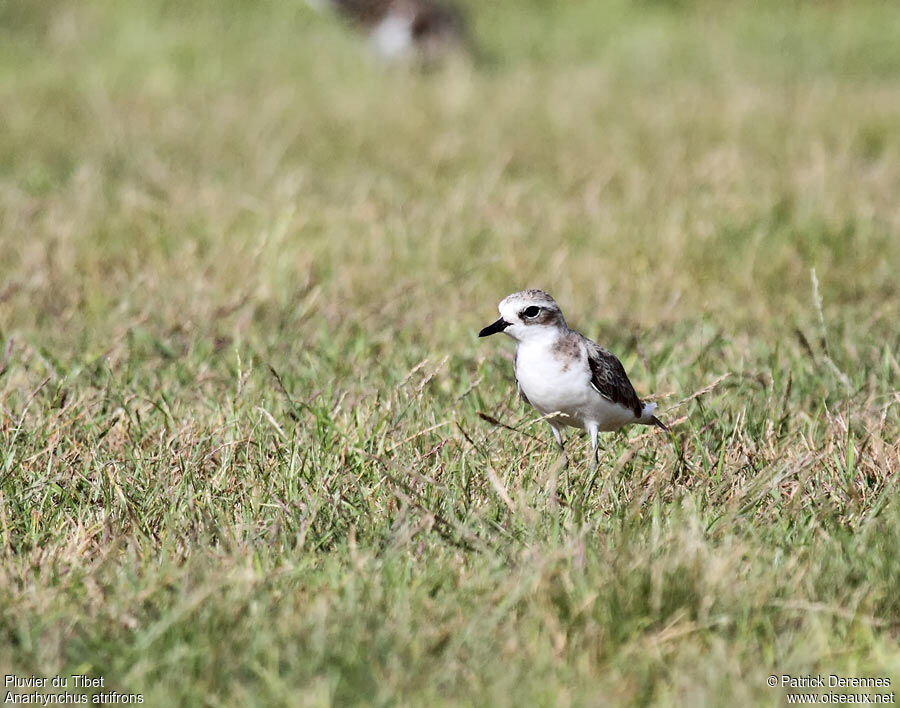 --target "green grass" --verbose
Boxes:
[2,0,899,705]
